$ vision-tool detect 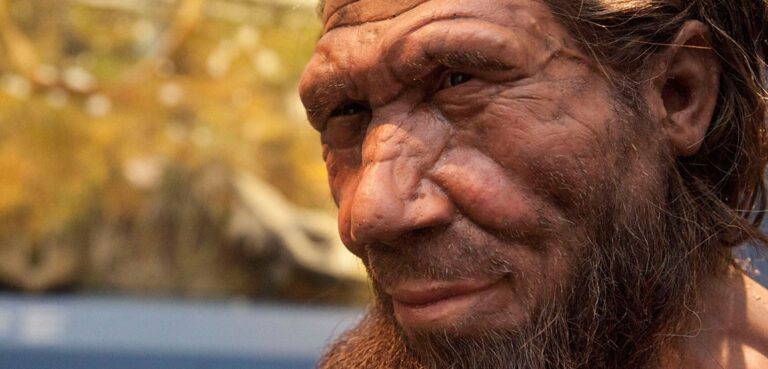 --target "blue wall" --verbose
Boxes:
[0,295,362,369]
